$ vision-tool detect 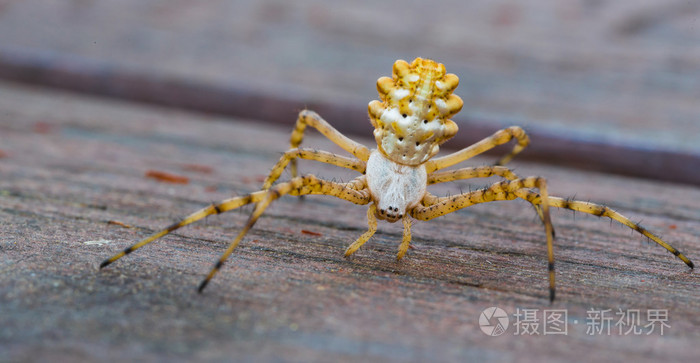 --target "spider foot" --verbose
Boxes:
[197,279,209,294]
[549,287,556,303]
